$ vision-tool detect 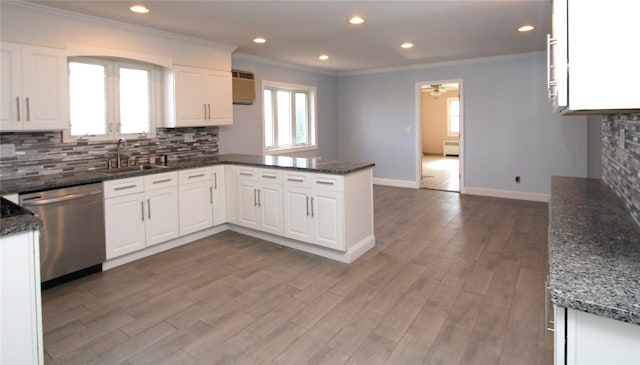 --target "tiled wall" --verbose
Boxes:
[601,113,640,226]
[0,127,219,180]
